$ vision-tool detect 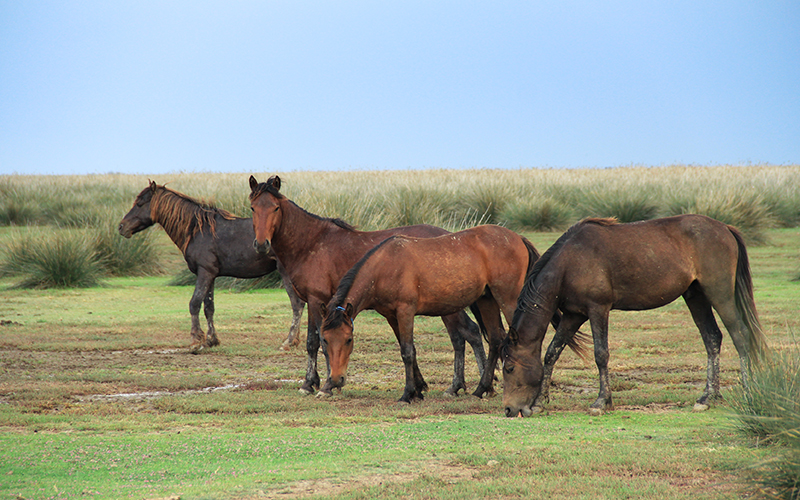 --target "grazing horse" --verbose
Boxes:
[119,181,305,351]
[248,175,487,396]
[320,225,590,402]
[501,215,767,417]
